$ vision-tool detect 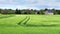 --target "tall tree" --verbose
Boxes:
[0,9,2,13]
[40,9,45,14]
